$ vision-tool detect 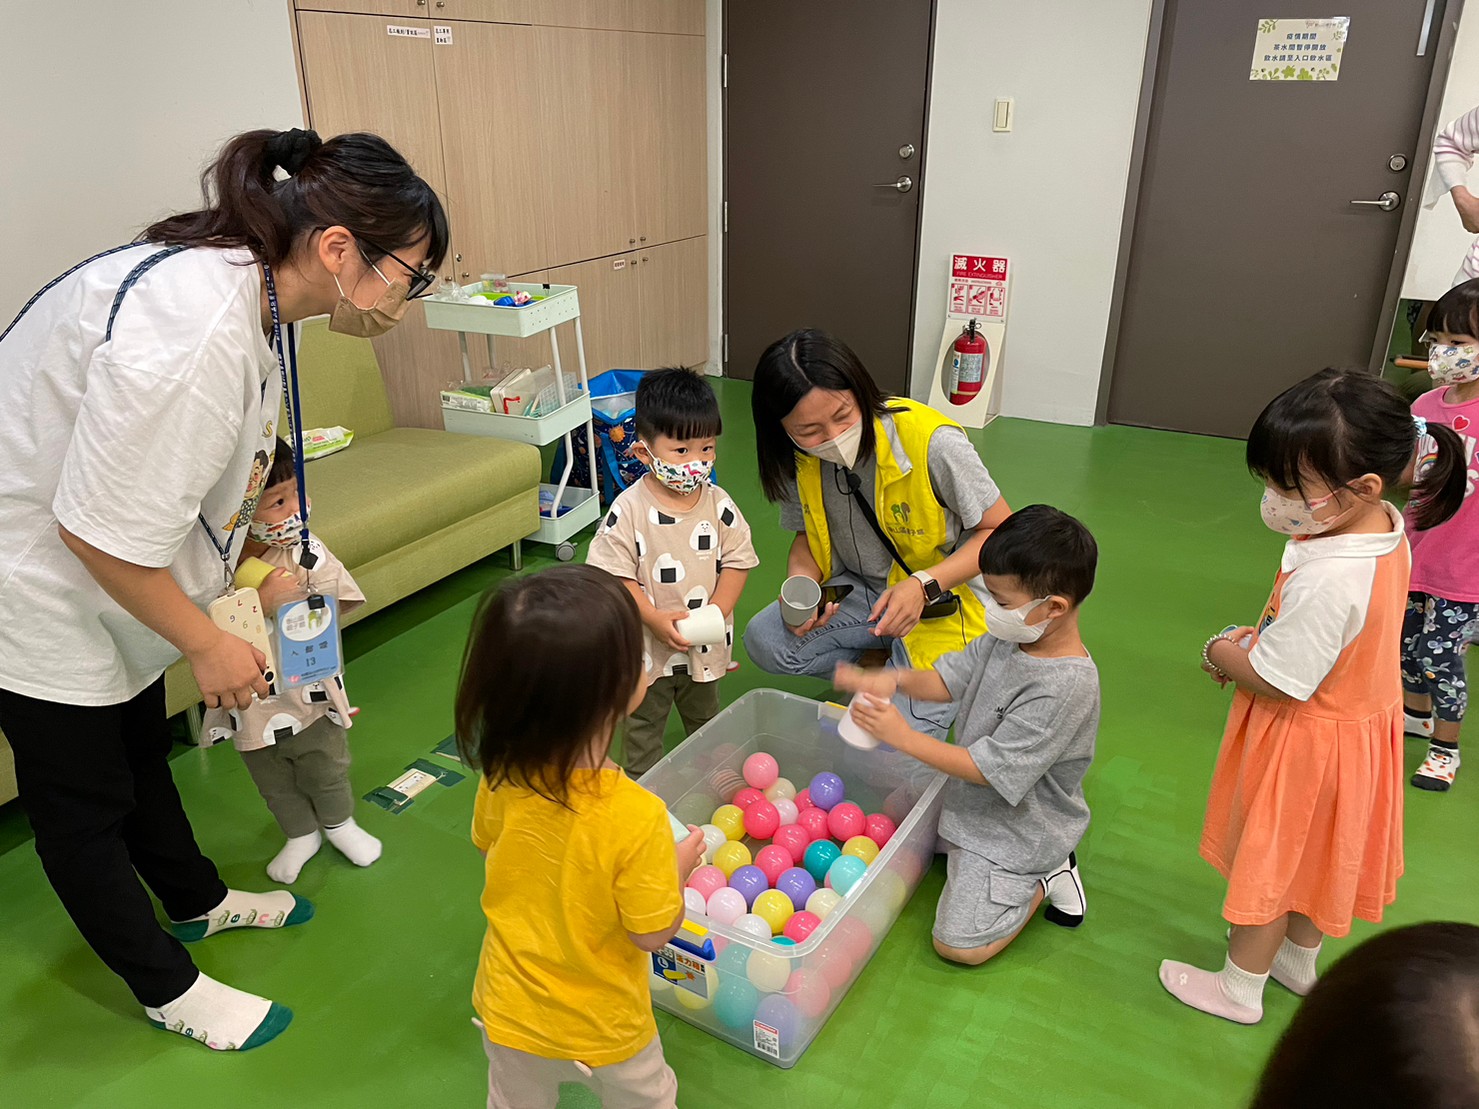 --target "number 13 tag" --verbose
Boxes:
[273,593,343,688]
